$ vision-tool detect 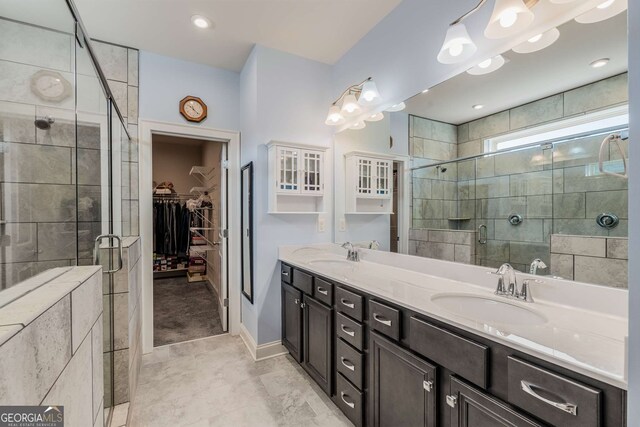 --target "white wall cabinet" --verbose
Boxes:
[345,152,393,214]
[267,141,328,213]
